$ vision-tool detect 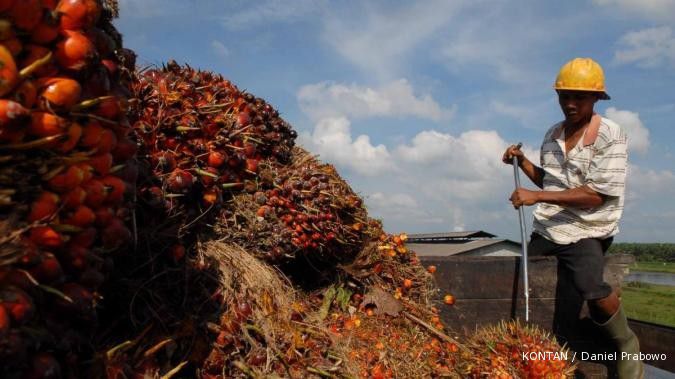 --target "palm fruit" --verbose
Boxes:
[0,0,136,376]
[461,320,576,378]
